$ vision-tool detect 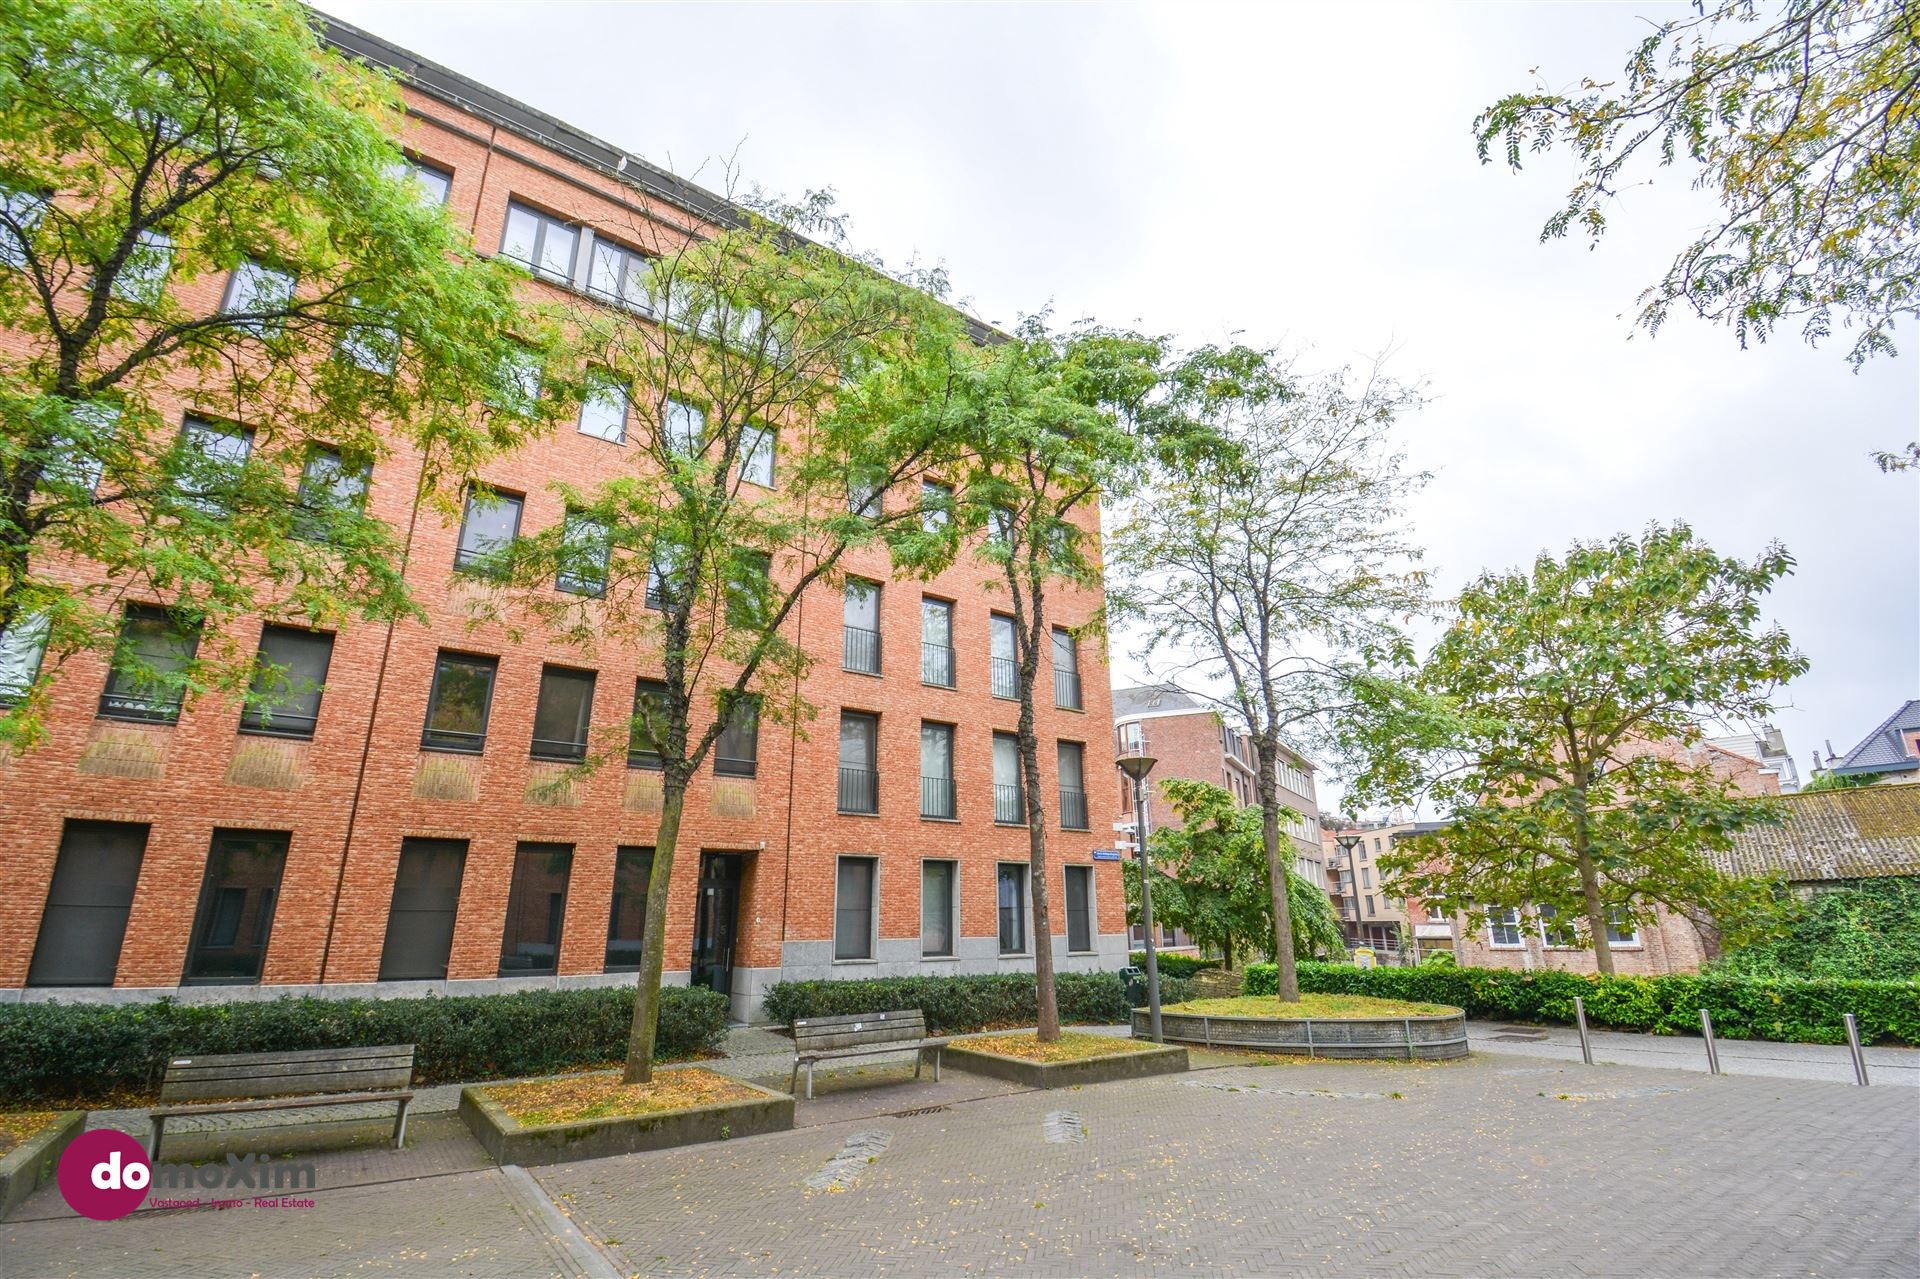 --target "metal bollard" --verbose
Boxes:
[1573,996,1594,1065]
[1844,1013,1871,1086]
[1699,1008,1721,1076]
